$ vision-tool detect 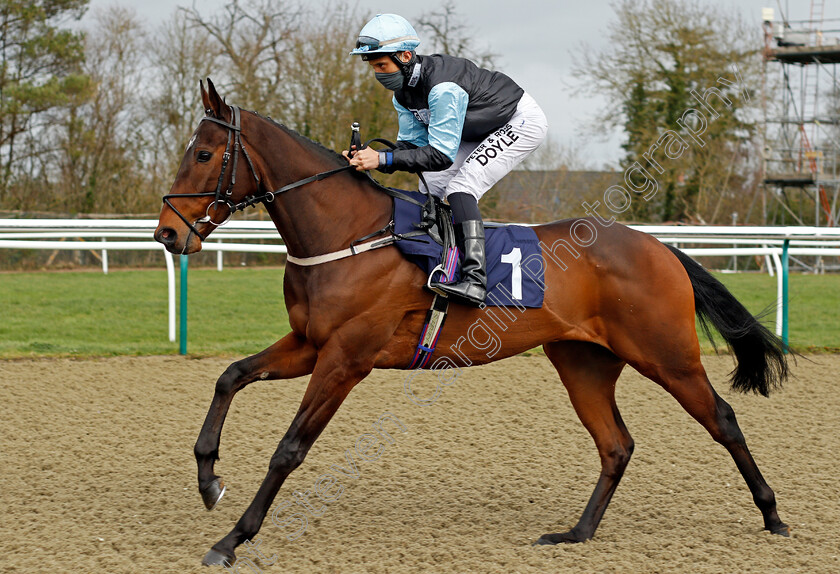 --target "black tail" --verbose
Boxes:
[665,244,789,396]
